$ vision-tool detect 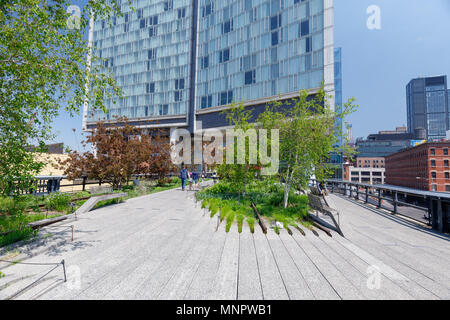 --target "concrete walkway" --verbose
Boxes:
[0,190,449,300]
